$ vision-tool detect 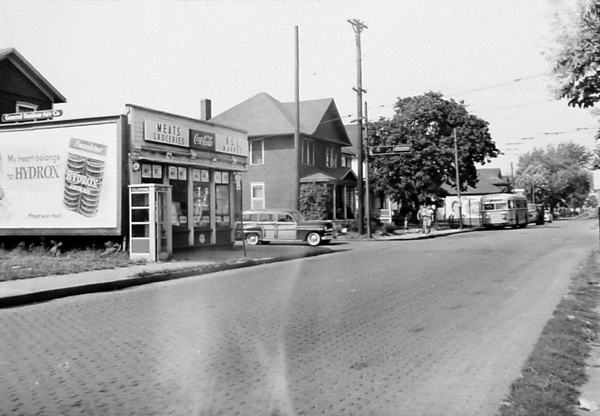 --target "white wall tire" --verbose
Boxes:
[246,233,260,245]
[307,232,321,246]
